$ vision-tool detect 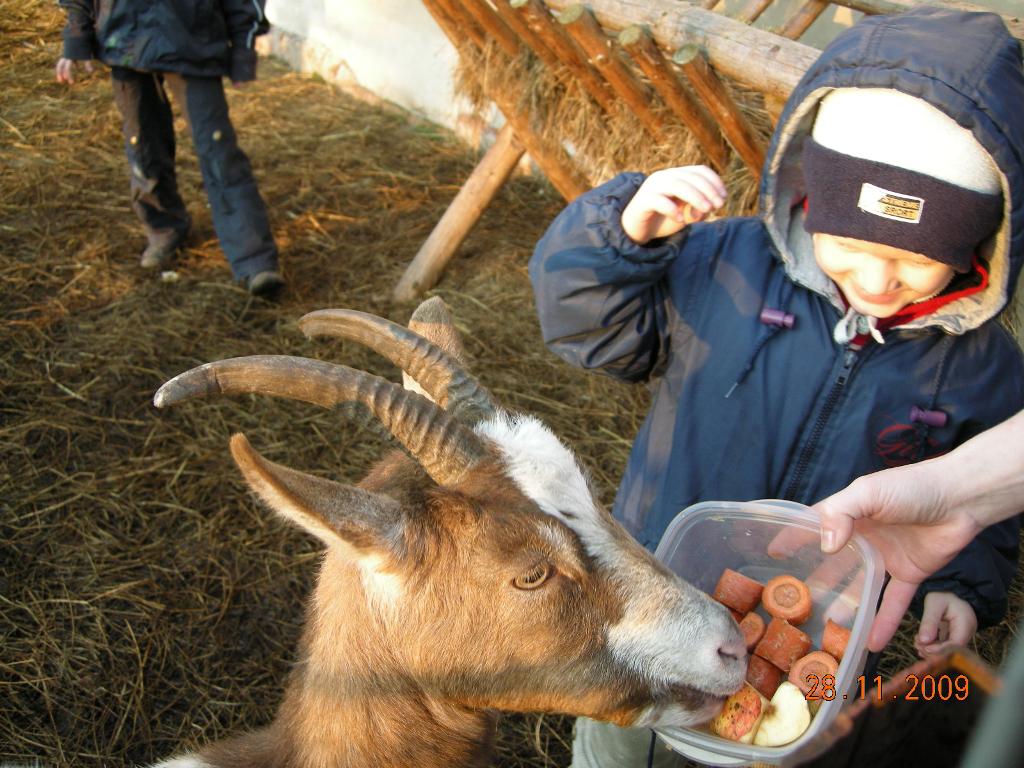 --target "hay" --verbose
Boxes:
[0,2,1020,768]
[453,40,768,215]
